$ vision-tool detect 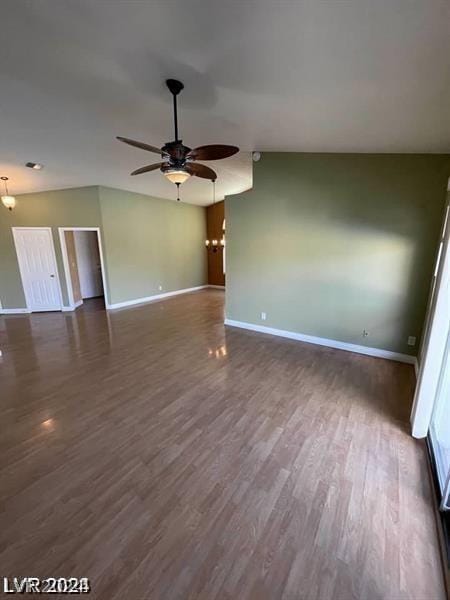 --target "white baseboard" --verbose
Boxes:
[106,285,208,310]
[208,285,225,290]
[62,299,84,312]
[2,304,75,314]
[1,288,208,314]
[224,318,417,365]
[0,307,31,314]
